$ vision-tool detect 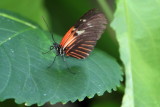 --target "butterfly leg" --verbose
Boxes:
[62,55,75,74]
[42,50,51,54]
[47,55,58,68]
[42,46,54,54]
